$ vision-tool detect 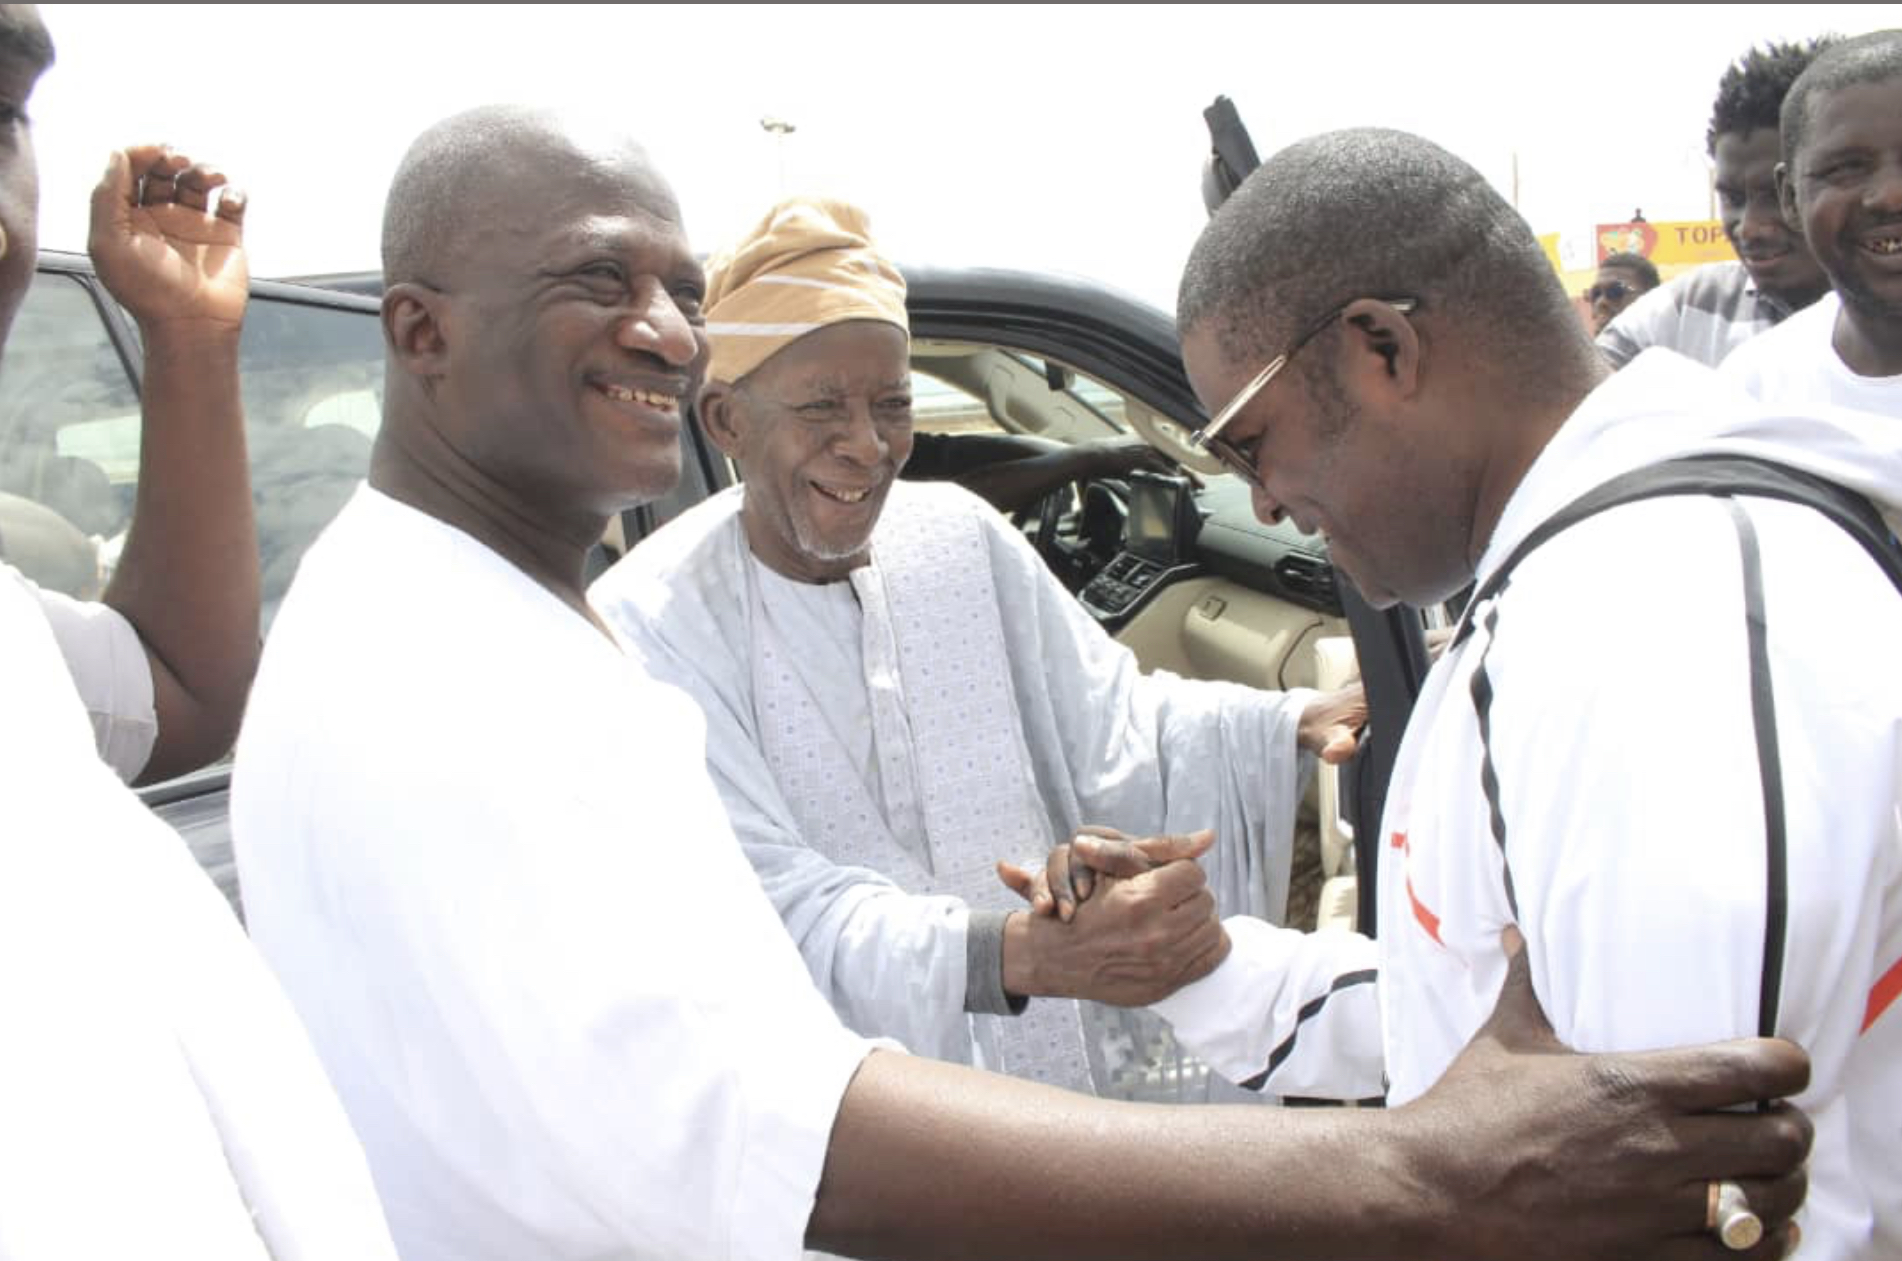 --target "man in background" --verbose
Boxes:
[1725,29,1902,413]
[1586,249,1660,333]
[1600,38,1835,369]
